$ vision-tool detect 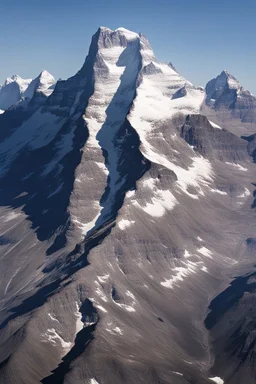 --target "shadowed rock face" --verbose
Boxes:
[1,27,256,384]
